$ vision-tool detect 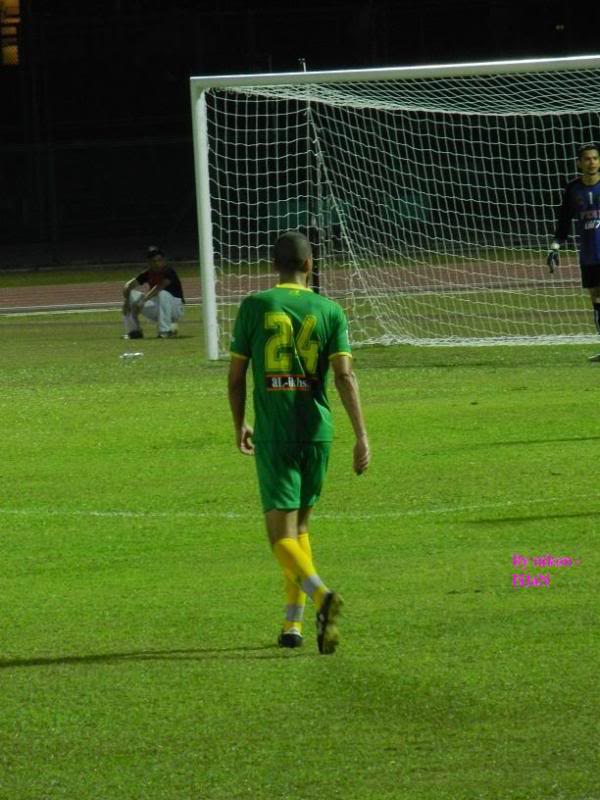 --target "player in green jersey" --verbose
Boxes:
[228,231,370,654]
